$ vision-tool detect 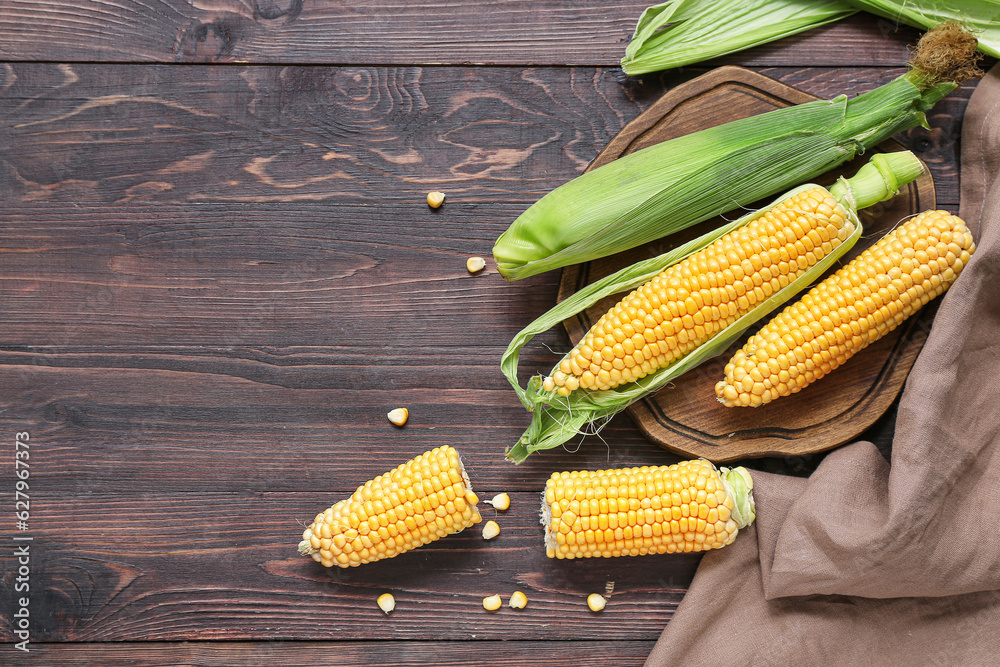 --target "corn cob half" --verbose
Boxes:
[298,446,482,567]
[715,210,975,407]
[542,459,754,559]
[503,151,923,463]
